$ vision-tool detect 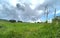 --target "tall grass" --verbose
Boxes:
[0,21,60,38]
